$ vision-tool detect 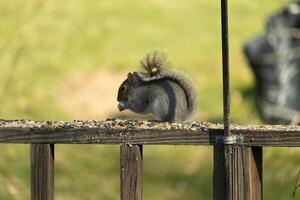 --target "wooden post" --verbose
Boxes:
[120,144,143,200]
[213,145,262,200]
[31,144,54,200]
